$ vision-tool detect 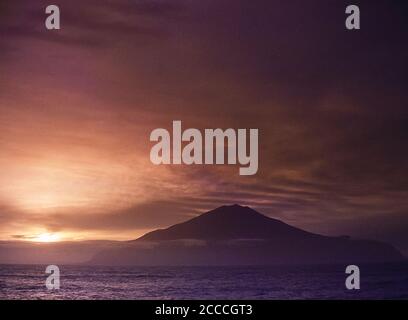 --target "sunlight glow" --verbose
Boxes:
[32,233,61,243]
